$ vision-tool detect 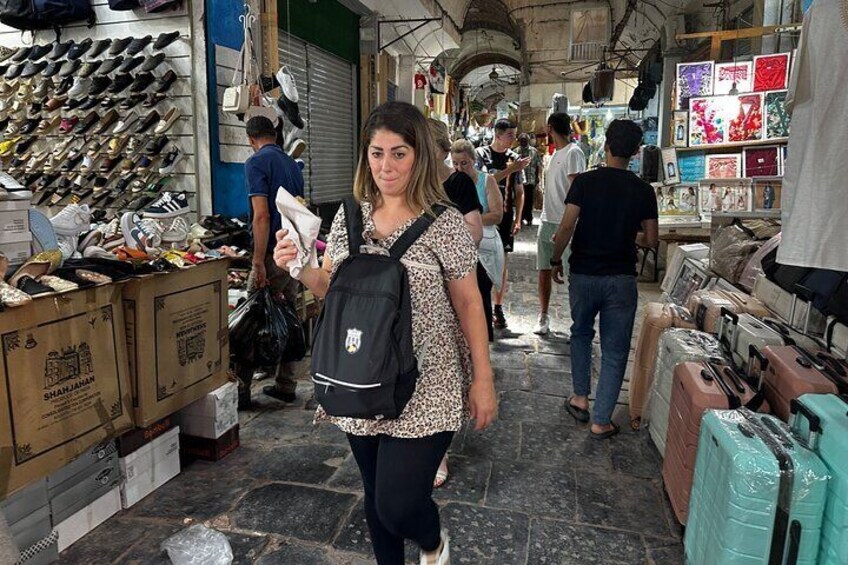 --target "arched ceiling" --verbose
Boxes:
[460,0,519,39]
